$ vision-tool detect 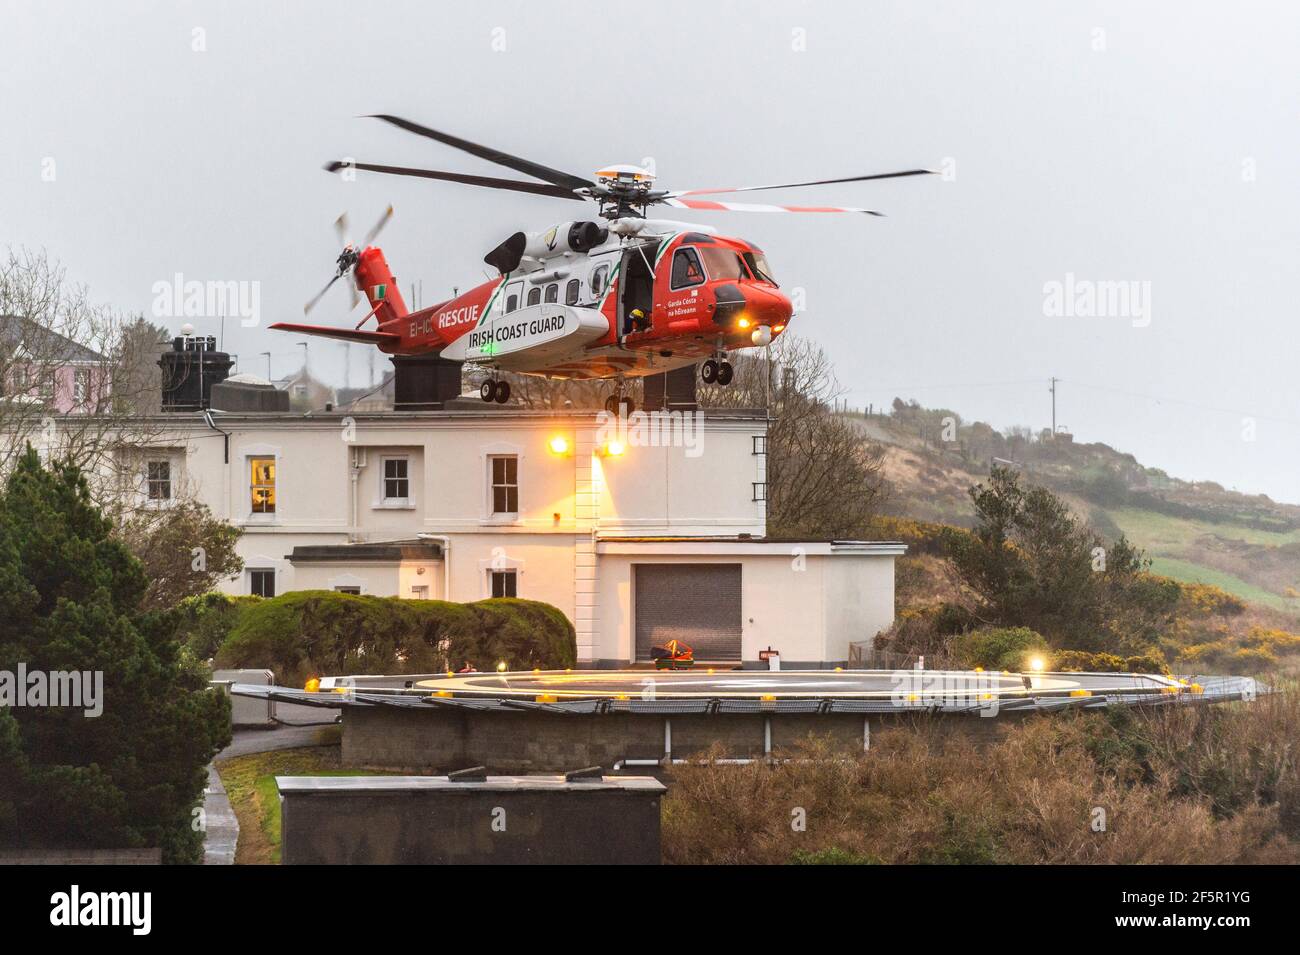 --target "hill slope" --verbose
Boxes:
[849,404,1300,615]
